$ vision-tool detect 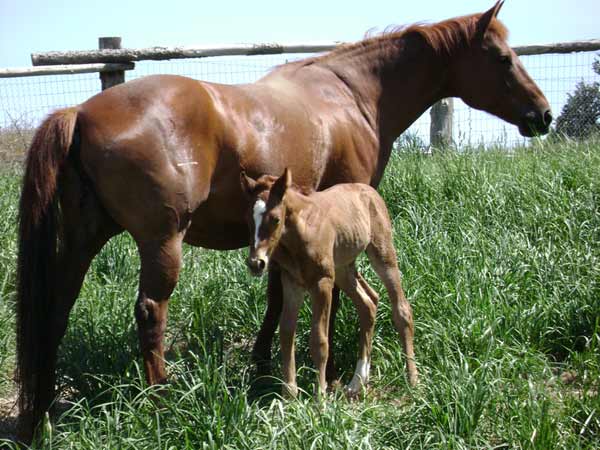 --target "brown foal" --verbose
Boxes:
[241,169,417,396]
